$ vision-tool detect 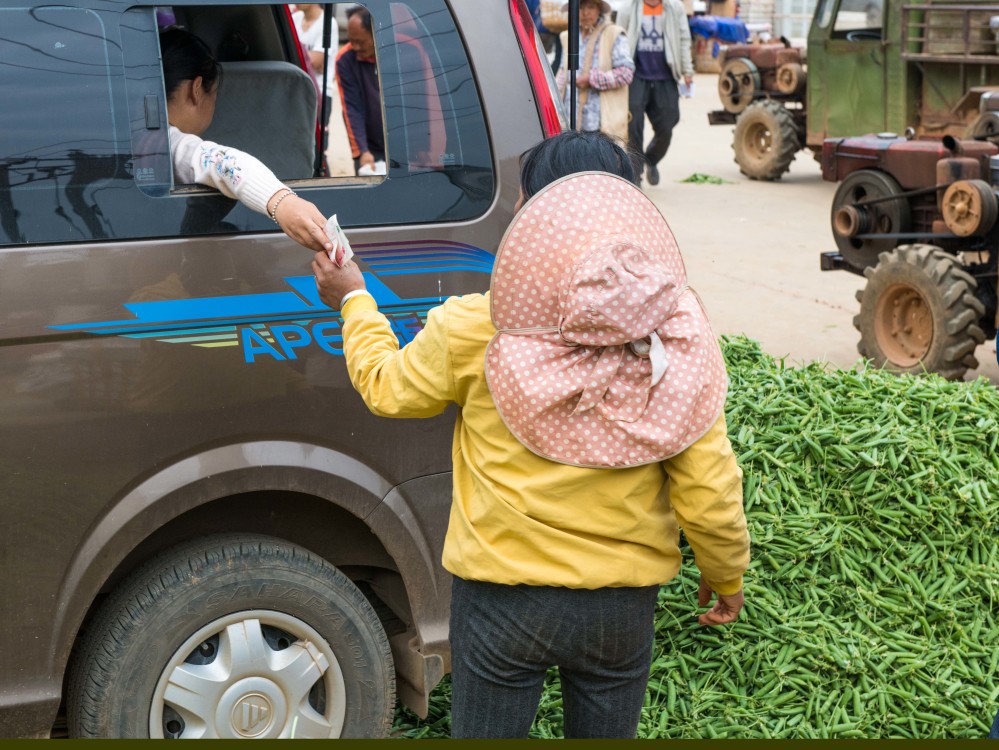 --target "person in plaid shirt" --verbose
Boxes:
[555,0,634,143]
